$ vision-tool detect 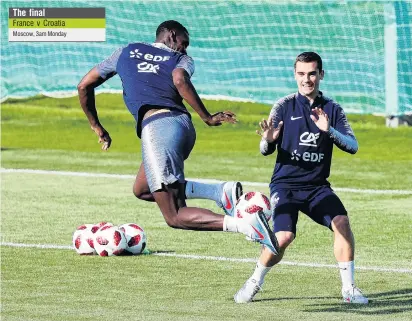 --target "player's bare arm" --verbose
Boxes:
[78,67,113,150]
[172,68,236,126]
